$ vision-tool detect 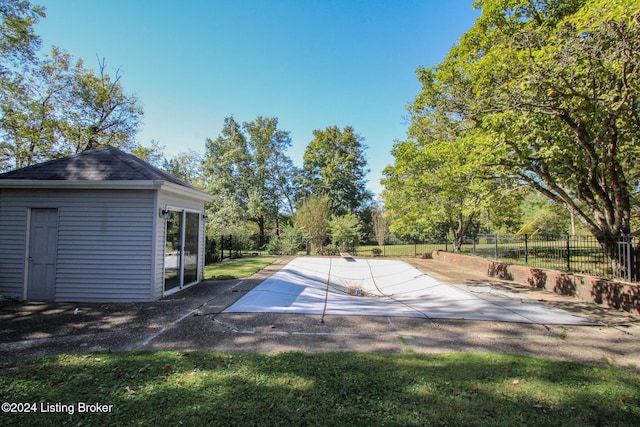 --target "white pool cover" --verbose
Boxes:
[224,257,598,325]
